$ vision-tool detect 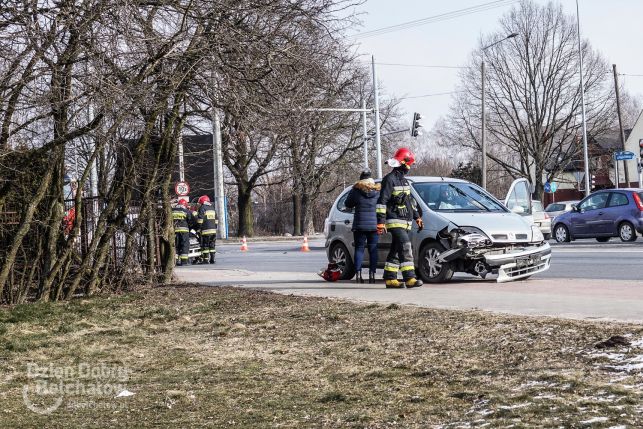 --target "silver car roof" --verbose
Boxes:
[406,176,471,184]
